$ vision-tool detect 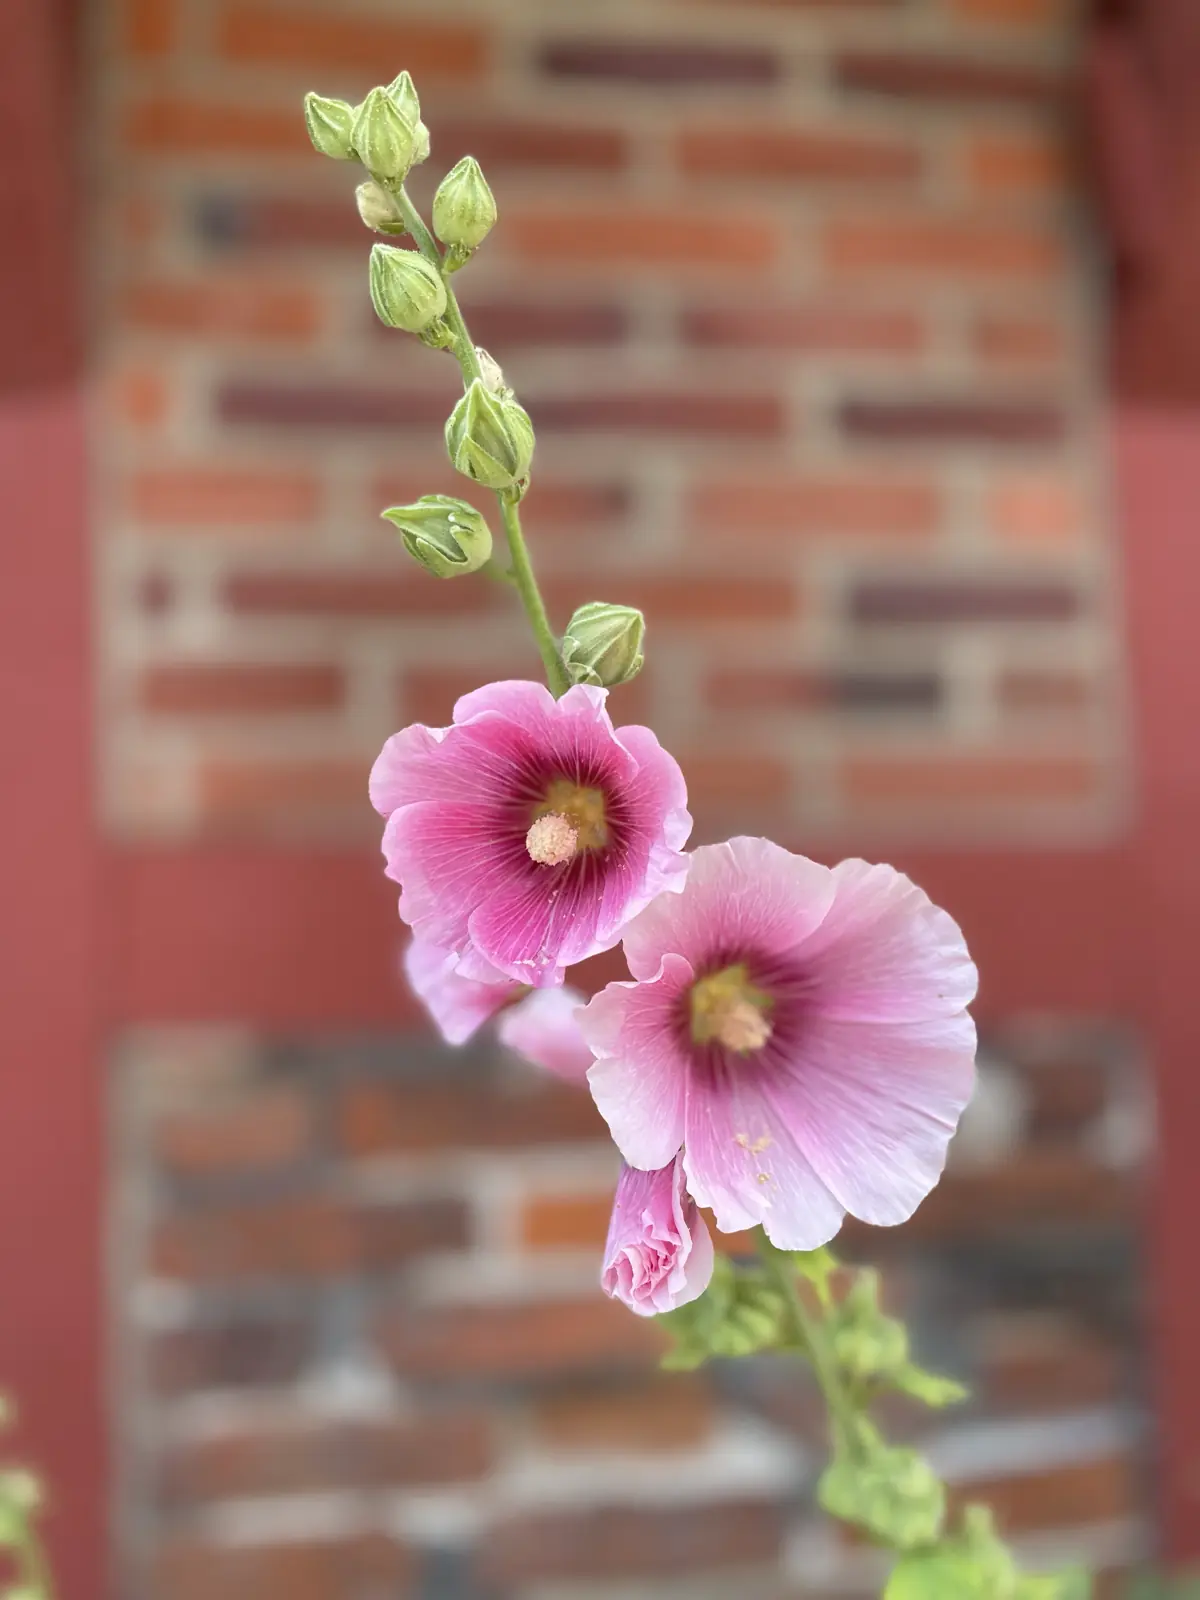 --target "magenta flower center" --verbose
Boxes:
[689,963,774,1054]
